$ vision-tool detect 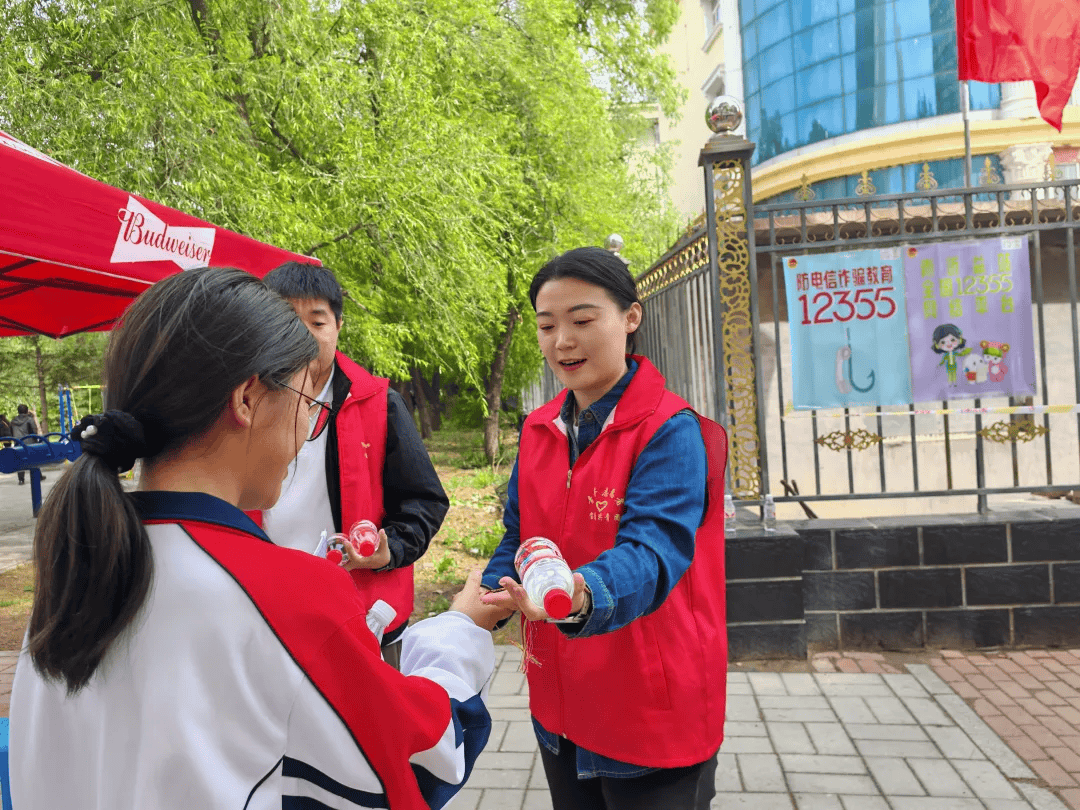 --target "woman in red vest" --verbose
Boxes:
[481,247,729,809]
